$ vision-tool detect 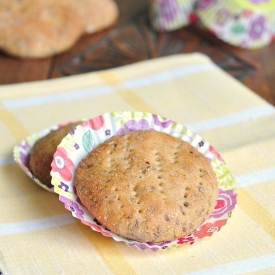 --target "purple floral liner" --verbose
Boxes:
[149,0,275,49]
[196,0,275,49]
[50,111,237,251]
[150,0,198,31]
[13,121,82,192]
